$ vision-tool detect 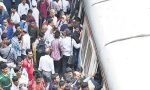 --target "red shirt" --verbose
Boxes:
[31,79,45,90]
[22,58,34,81]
